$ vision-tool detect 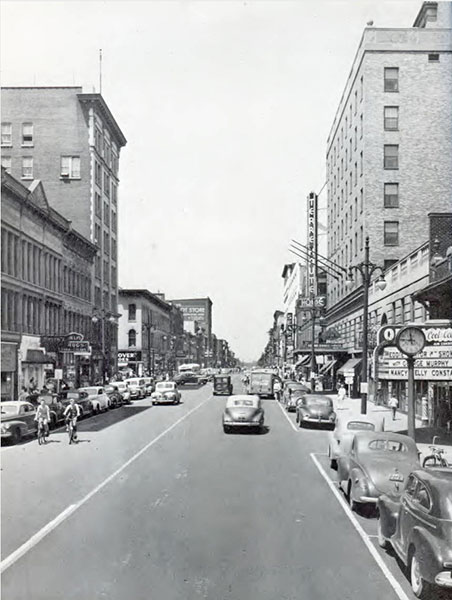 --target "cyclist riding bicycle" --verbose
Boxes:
[34,399,50,438]
[63,398,81,440]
